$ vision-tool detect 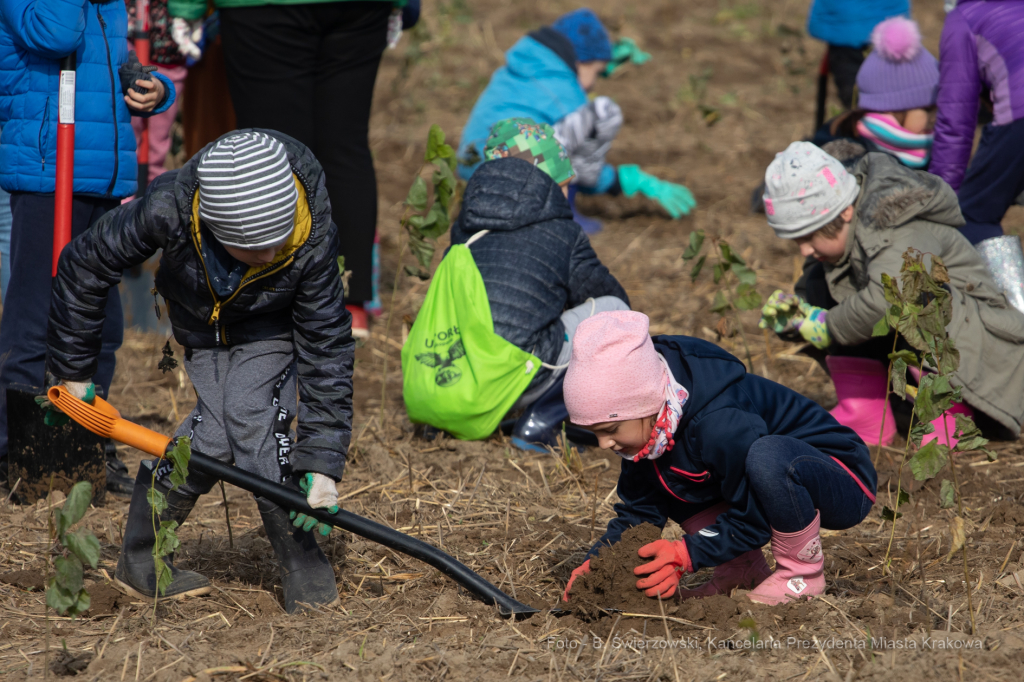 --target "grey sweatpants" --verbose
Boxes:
[513,295,630,408]
[155,339,298,498]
